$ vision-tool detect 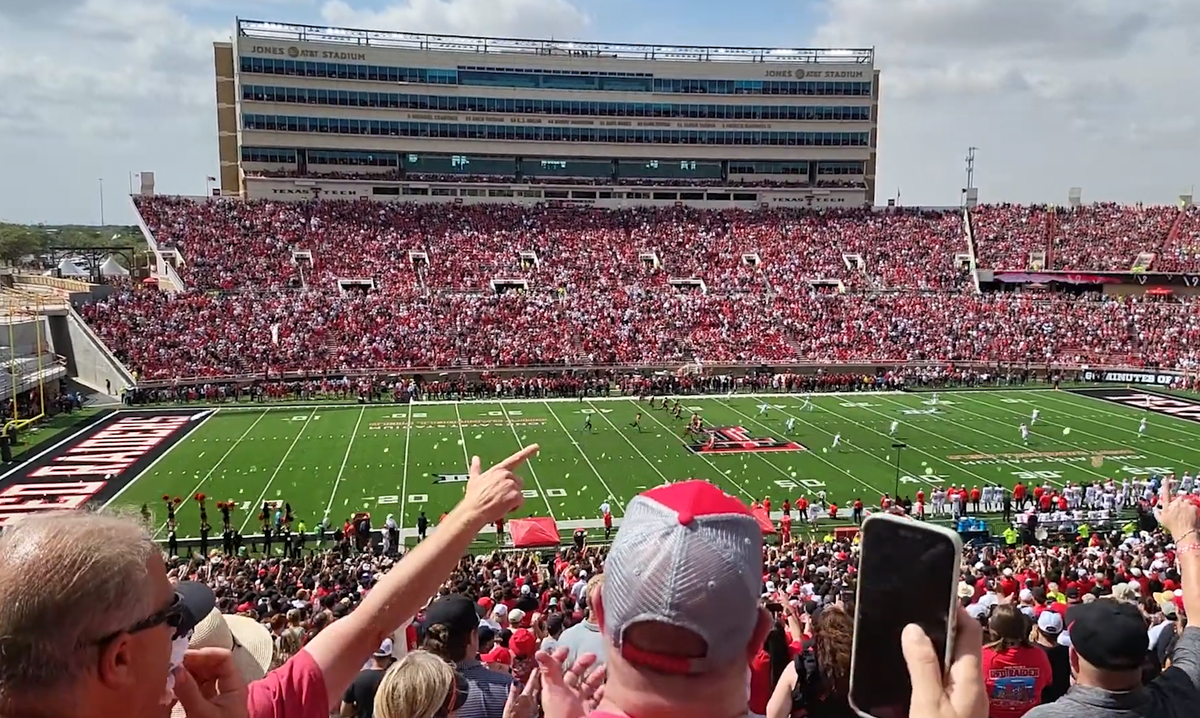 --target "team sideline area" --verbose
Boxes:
[4,387,1194,541]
